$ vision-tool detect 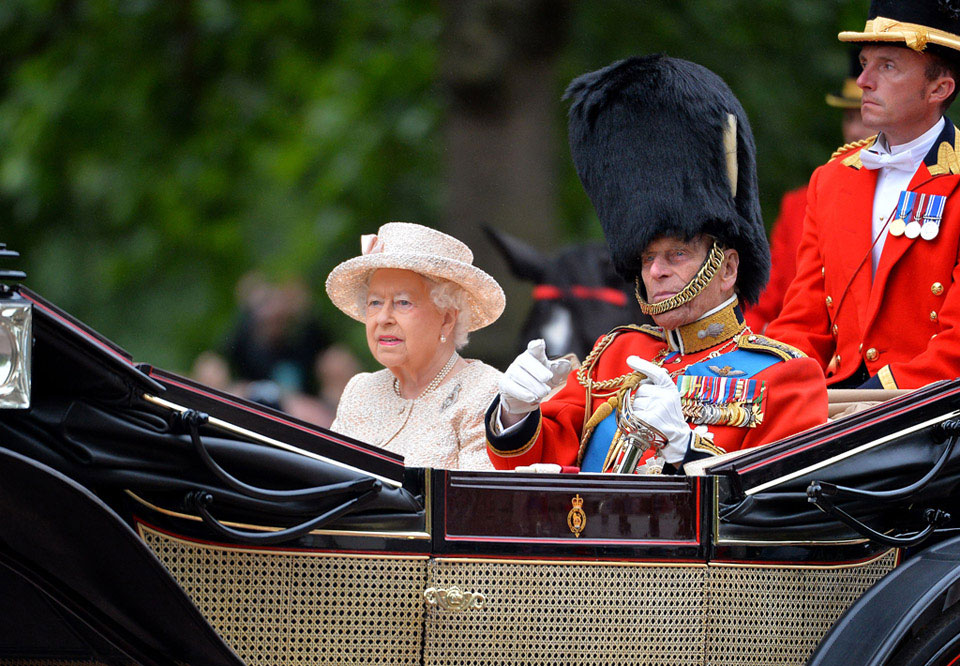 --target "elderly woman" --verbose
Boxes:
[326,222,505,470]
